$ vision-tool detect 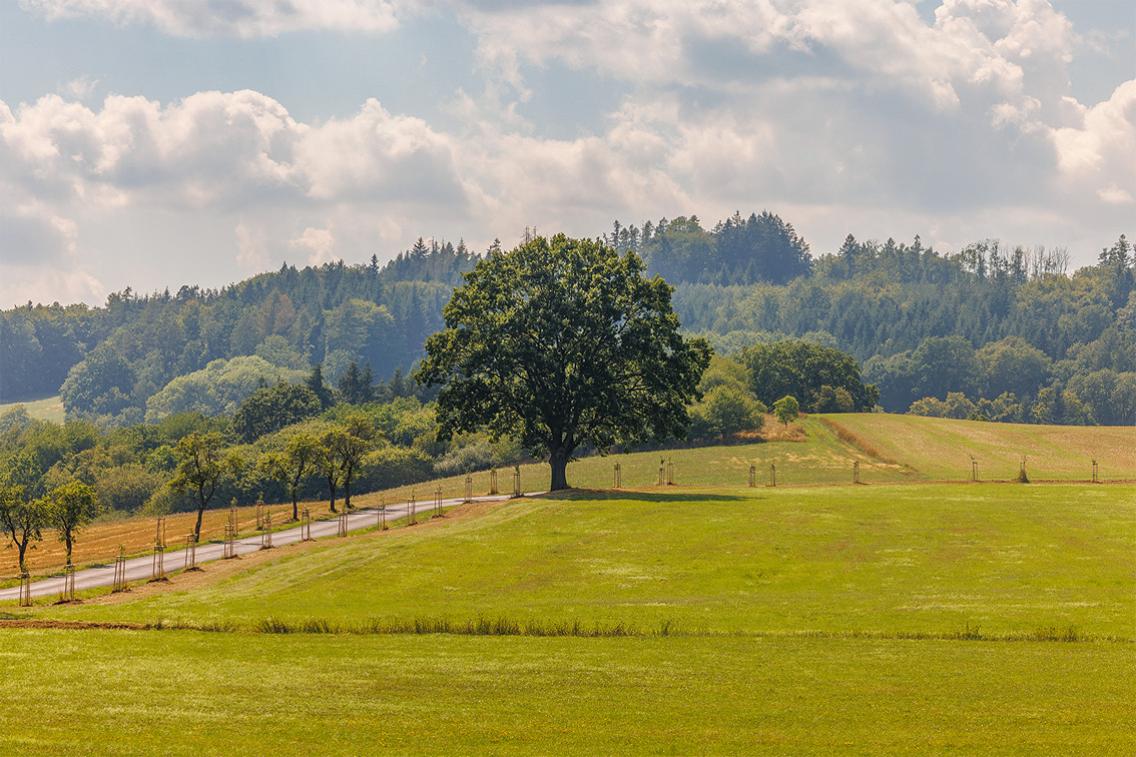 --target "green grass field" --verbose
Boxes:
[33,484,1136,638]
[1,629,1130,755]
[0,394,65,423]
[2,415,1134,753]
